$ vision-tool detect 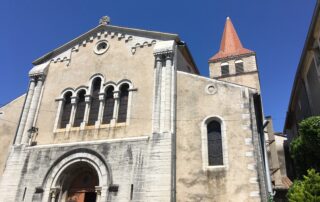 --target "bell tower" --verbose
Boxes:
[209,17,260,91]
